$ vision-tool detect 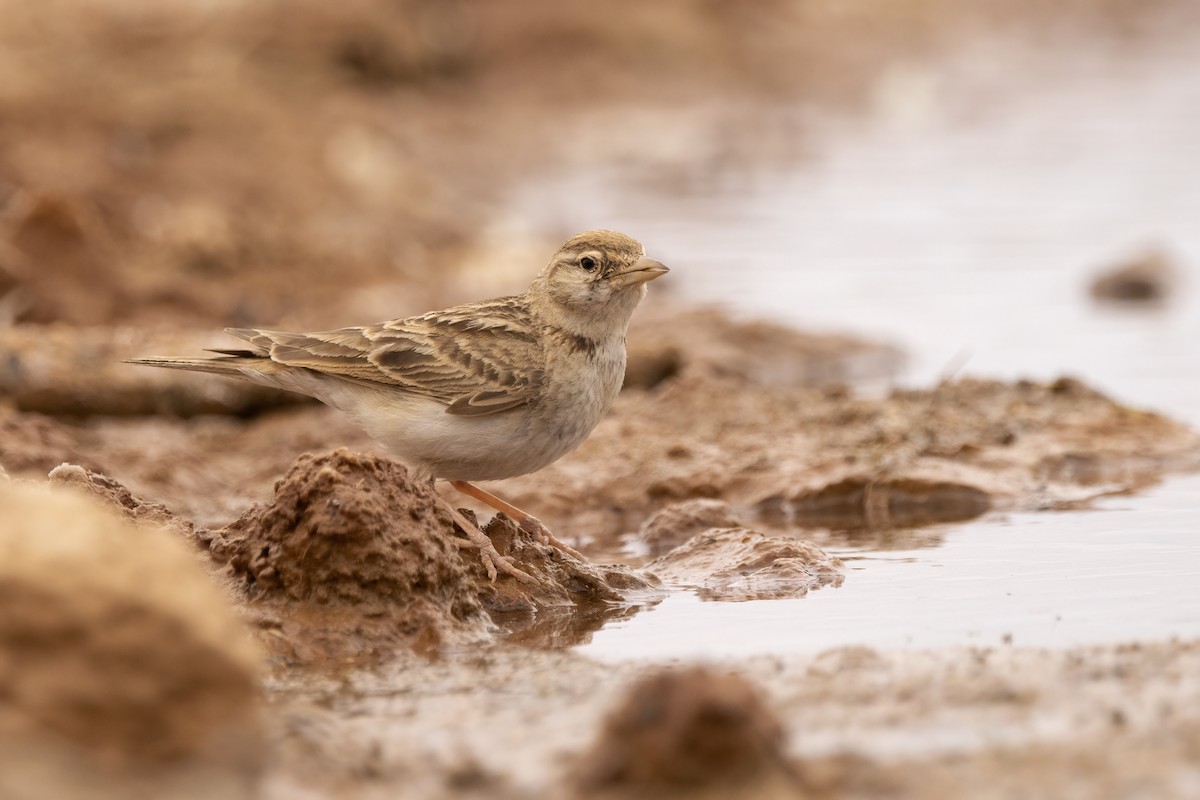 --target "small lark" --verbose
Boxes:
[130,231,668,583]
